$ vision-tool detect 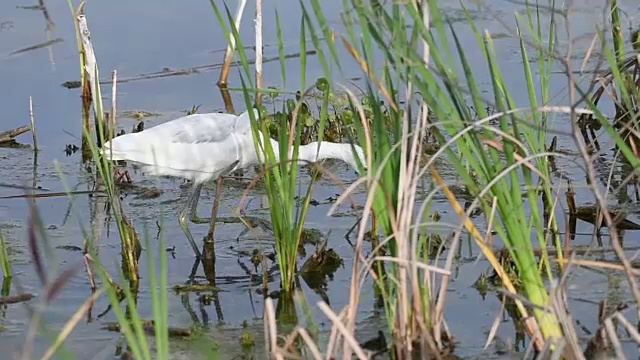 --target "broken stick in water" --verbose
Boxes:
[77,15,97,105]
[0,293,35,305]
[77,13,106,147]
[0,125,31,146]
